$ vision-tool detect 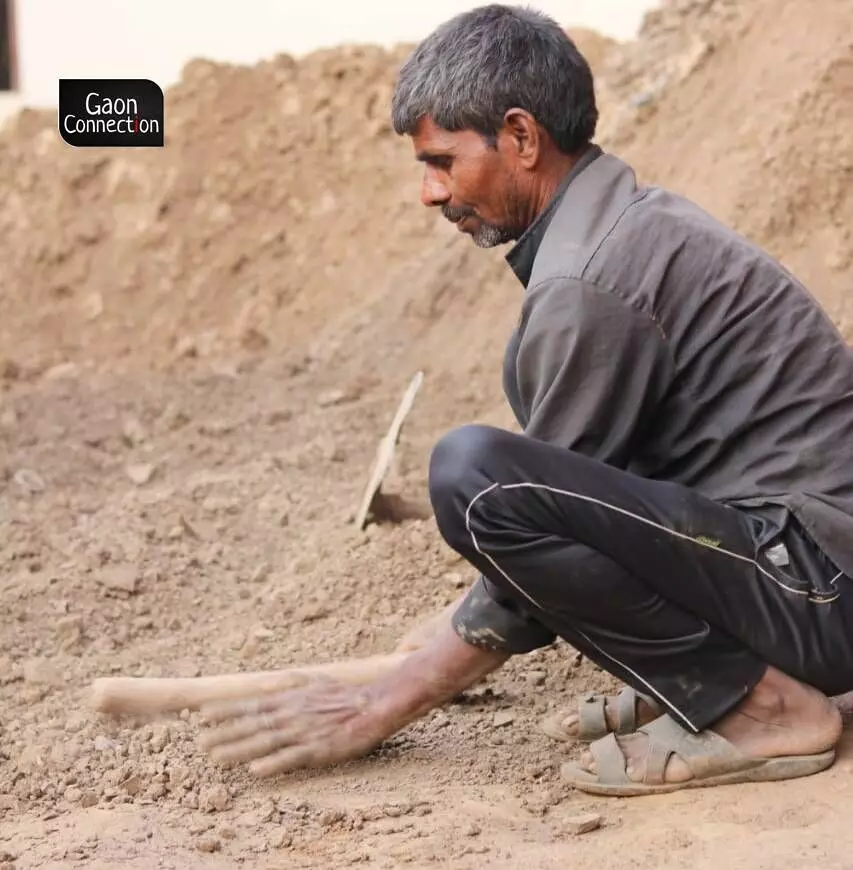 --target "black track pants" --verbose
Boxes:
[428,424,853,731]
